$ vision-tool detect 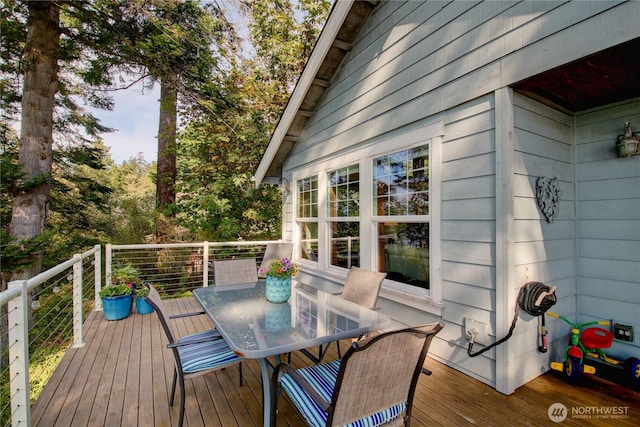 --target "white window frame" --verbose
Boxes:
[326,163,361,270]
[292,121,443,312]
